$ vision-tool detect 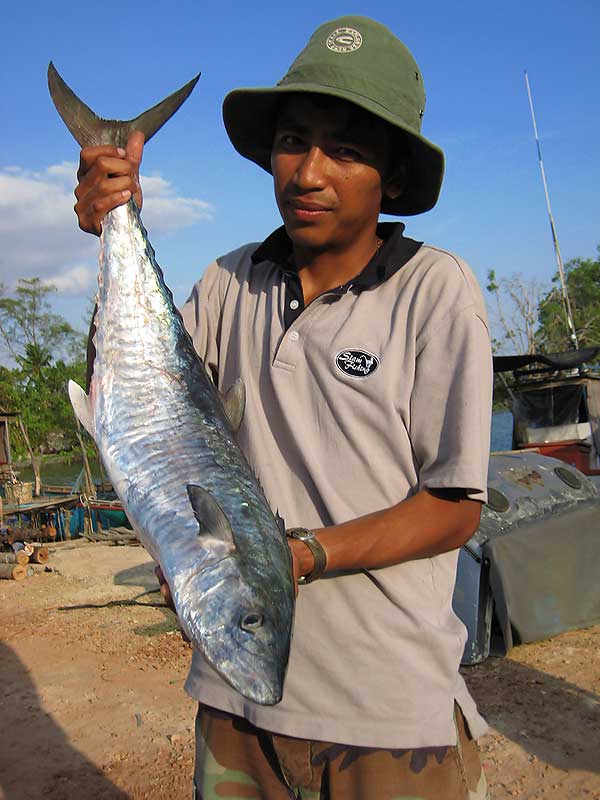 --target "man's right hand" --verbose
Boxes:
[154,564,191,643]
[74,130,144,235]
[154,564,176,613]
